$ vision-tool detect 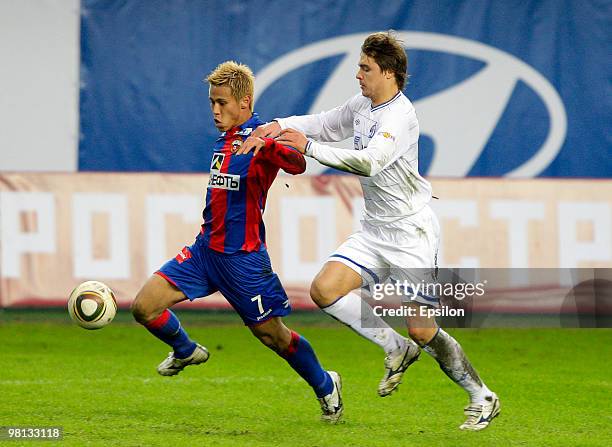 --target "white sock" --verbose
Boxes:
[423,329,492,403]
[322,292,406,354]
